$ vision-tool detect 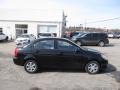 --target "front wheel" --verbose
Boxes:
[85,61,100,74]
[4,36,8,42]
[98,41,105,47]
[24,60,38,73]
